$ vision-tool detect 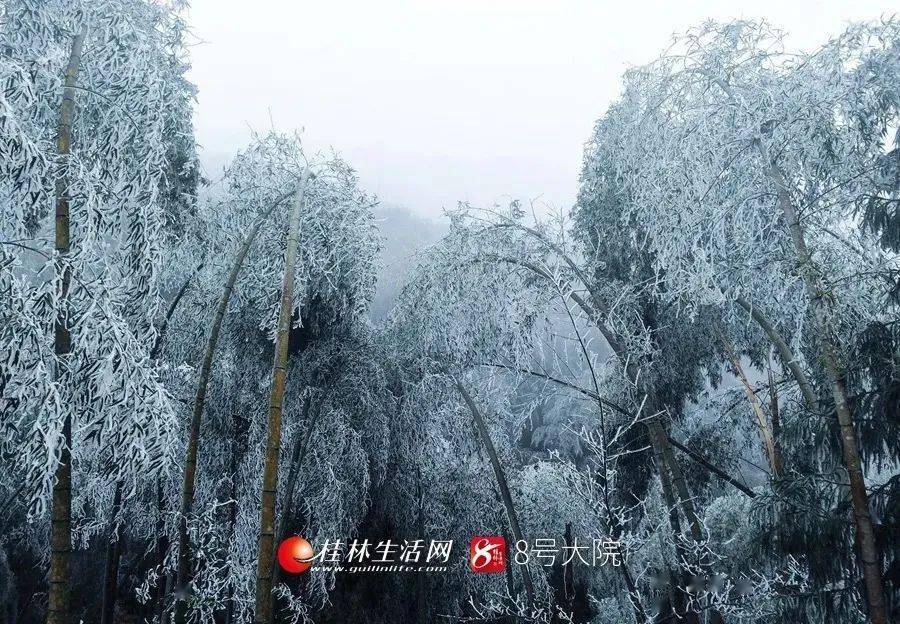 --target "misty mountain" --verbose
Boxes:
[370,203,445,321]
